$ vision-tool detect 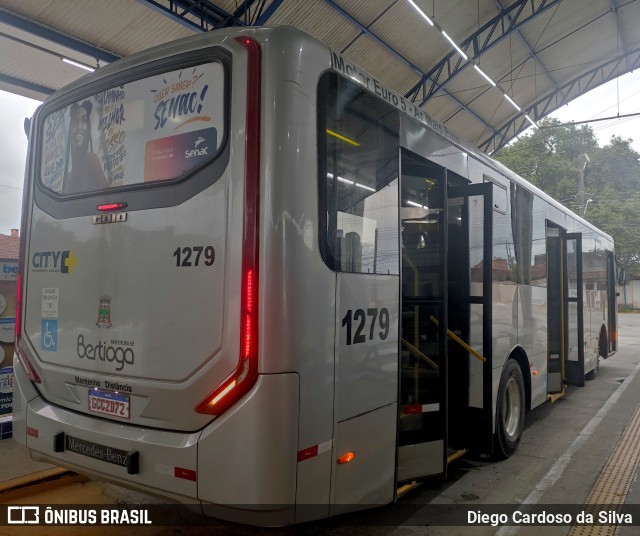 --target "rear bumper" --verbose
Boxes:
[12,358,300,524]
